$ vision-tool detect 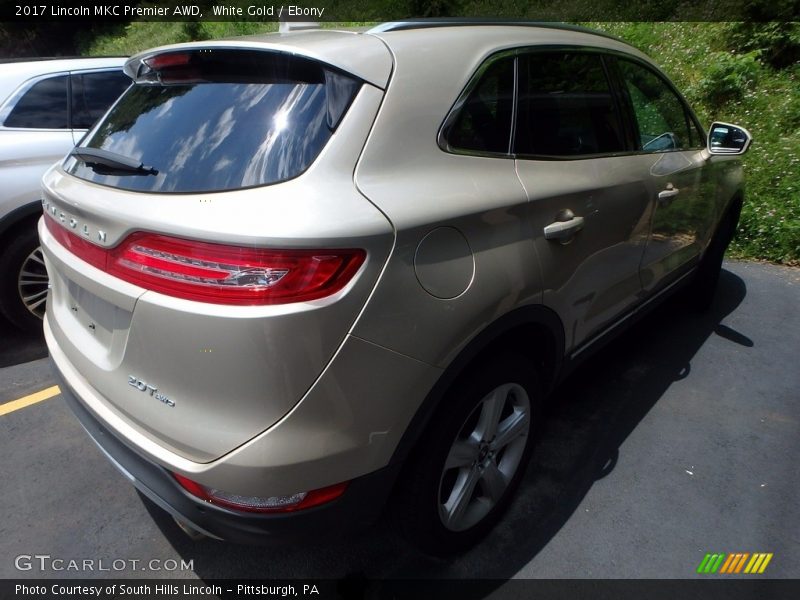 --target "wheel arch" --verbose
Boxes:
[389,304,565,466]
[714,189,745,251]
[0,201,42,245]
[726,190,744,226]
